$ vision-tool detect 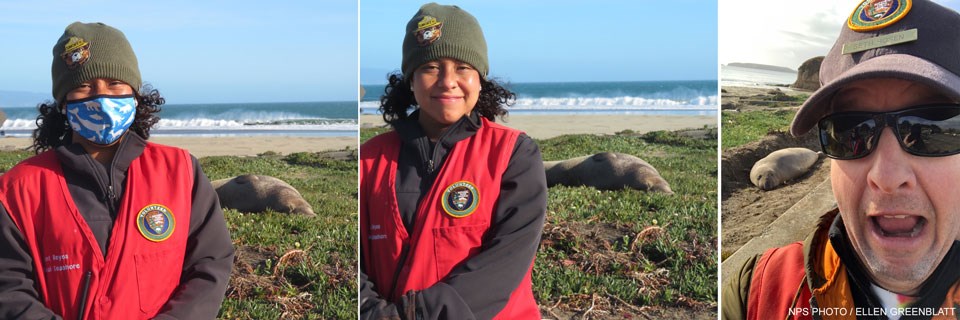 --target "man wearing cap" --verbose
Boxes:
[723,0,960,319]
[0,22,234,319]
